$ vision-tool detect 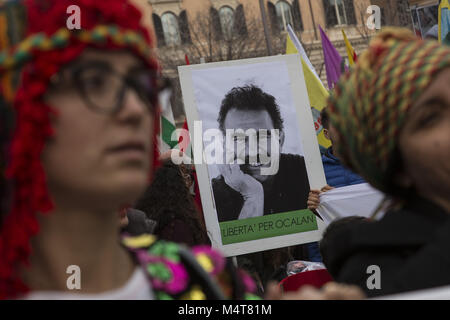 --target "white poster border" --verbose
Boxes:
[178,54,327,257]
